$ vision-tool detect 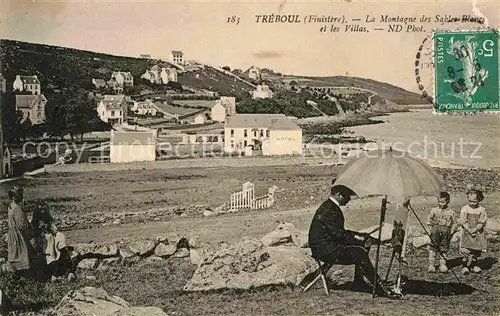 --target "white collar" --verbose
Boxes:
[329,197,340,207]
